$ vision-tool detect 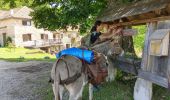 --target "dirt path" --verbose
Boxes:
[0,60,53,100]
